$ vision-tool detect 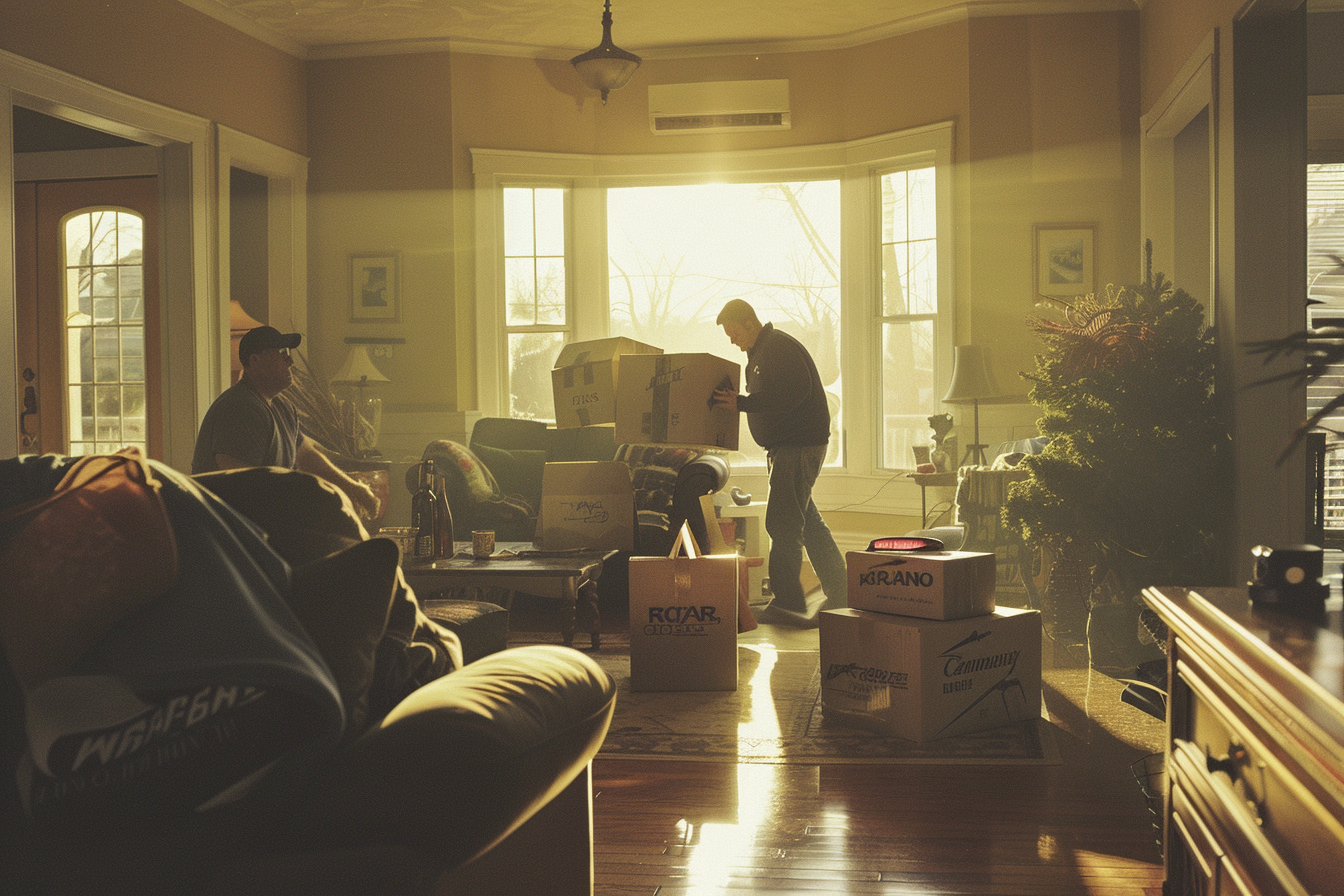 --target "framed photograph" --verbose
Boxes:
[350,253,399,322]
[1033,224,1096,300]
